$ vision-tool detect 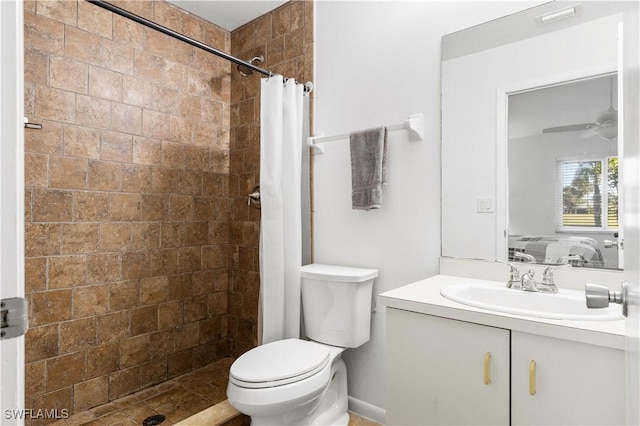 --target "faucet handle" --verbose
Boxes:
[495,259,520,278]
[542,264,571,284]
[514,251,536,263]
[558,254,581,265]
[496,259,522,289]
